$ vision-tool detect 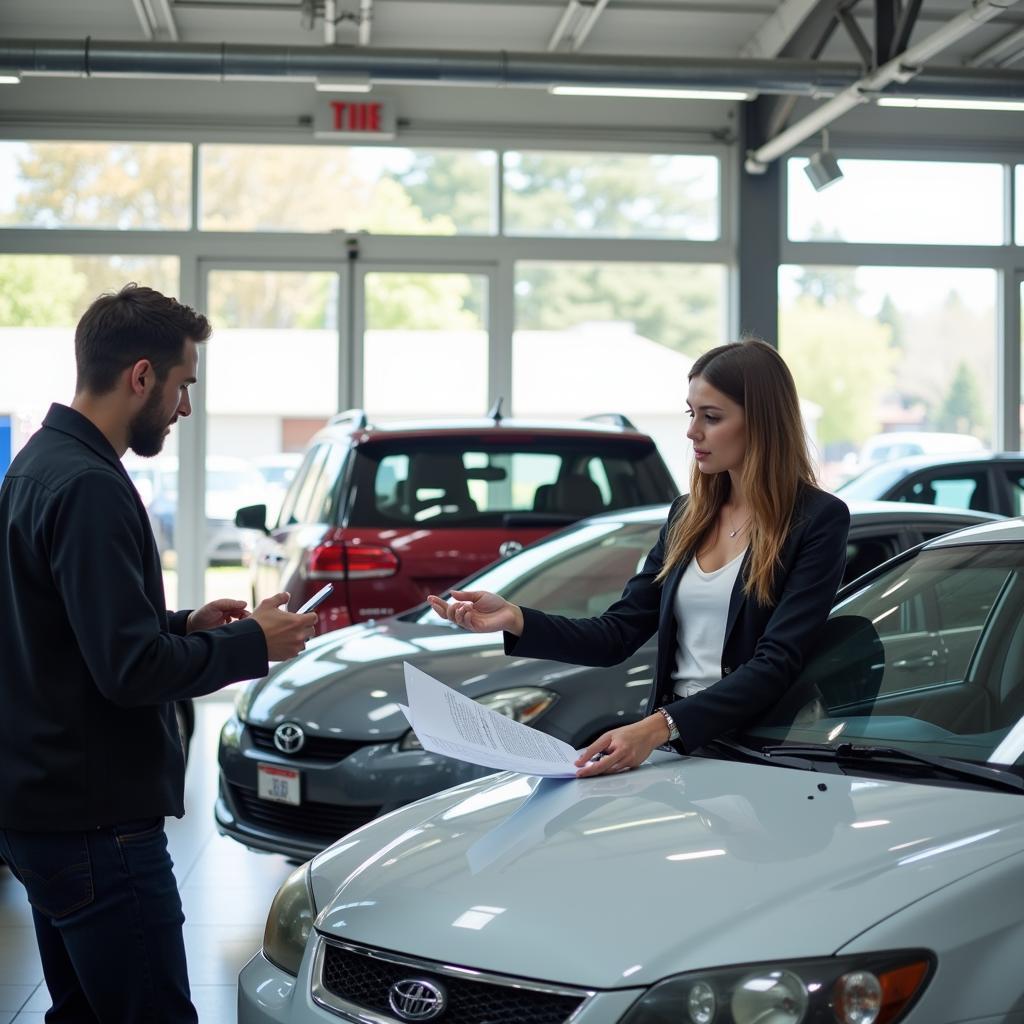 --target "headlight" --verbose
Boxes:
[619,952,933,1024]
[399,687,557,751]
[262,863,317,976]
